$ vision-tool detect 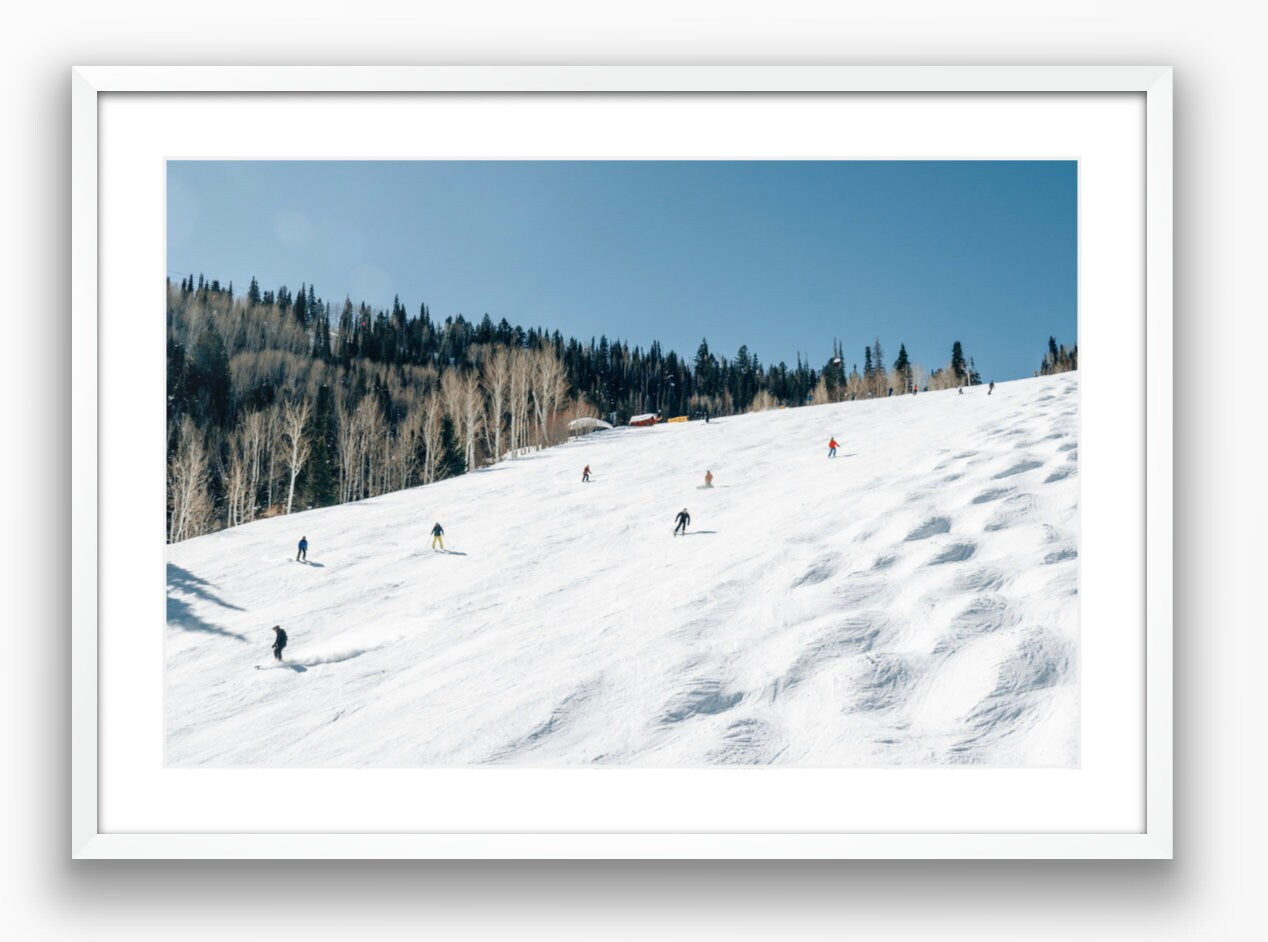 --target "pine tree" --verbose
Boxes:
[694,338,714,397]
[438,415,465,479]
[871,338,886,396]
[951,341,967,384]
[893,343,911,392]
[187,325,231,425]
[822,339,846,400]
[303,384,338,509]
[294,282,308,327]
